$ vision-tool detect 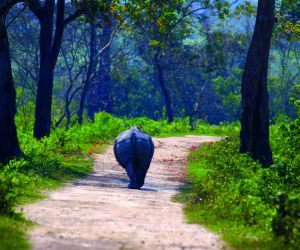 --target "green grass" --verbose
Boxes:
[183,202,284,250]
[0,215,32,250]
[0,161,93,250]
[0,143,97,250]
[176,165,280,249]
[177,131,299,250]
